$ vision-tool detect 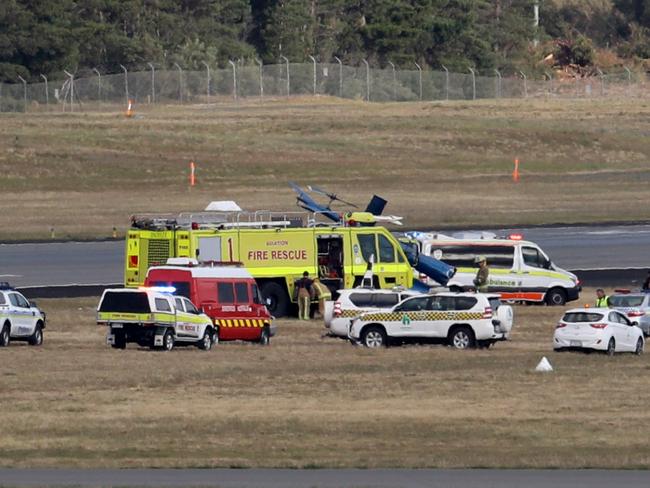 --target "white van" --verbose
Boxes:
[407,232,580,305]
